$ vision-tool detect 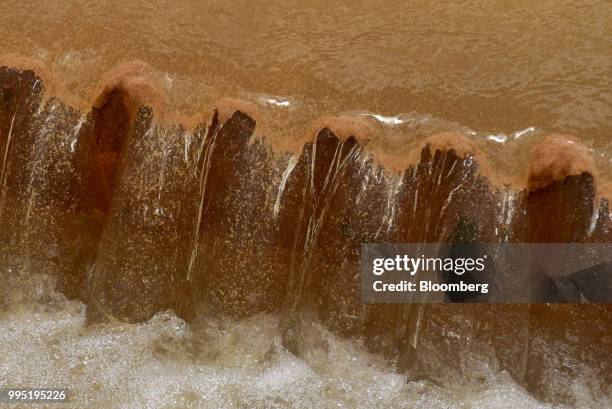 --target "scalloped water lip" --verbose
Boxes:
[0,59,610,197]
